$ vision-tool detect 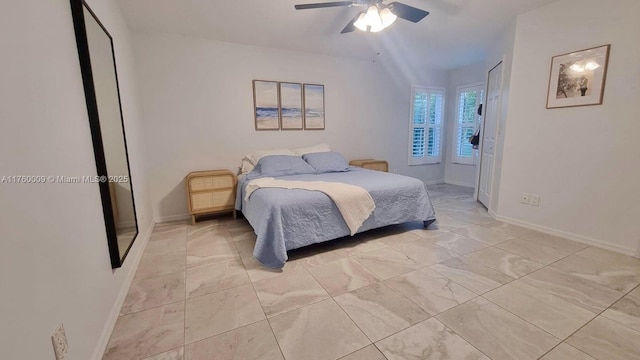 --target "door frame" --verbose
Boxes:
[474,59,505,209]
